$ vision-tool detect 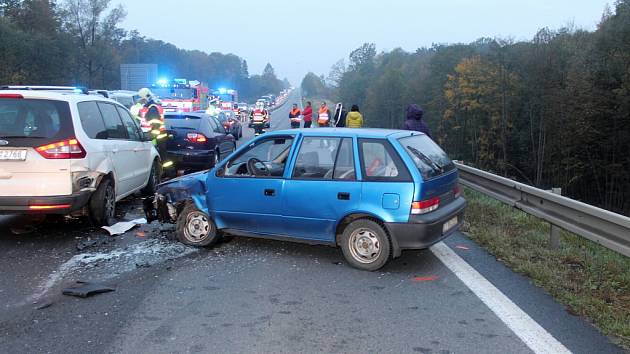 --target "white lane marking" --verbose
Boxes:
[431,242,571,354]
[27,239,195,303]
